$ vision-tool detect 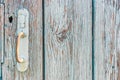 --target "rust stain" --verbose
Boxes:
[117,53,120,80]
[64,6,67,13]
[116,28,120,71]
[50,15,54,27]
[110,54,113,64]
